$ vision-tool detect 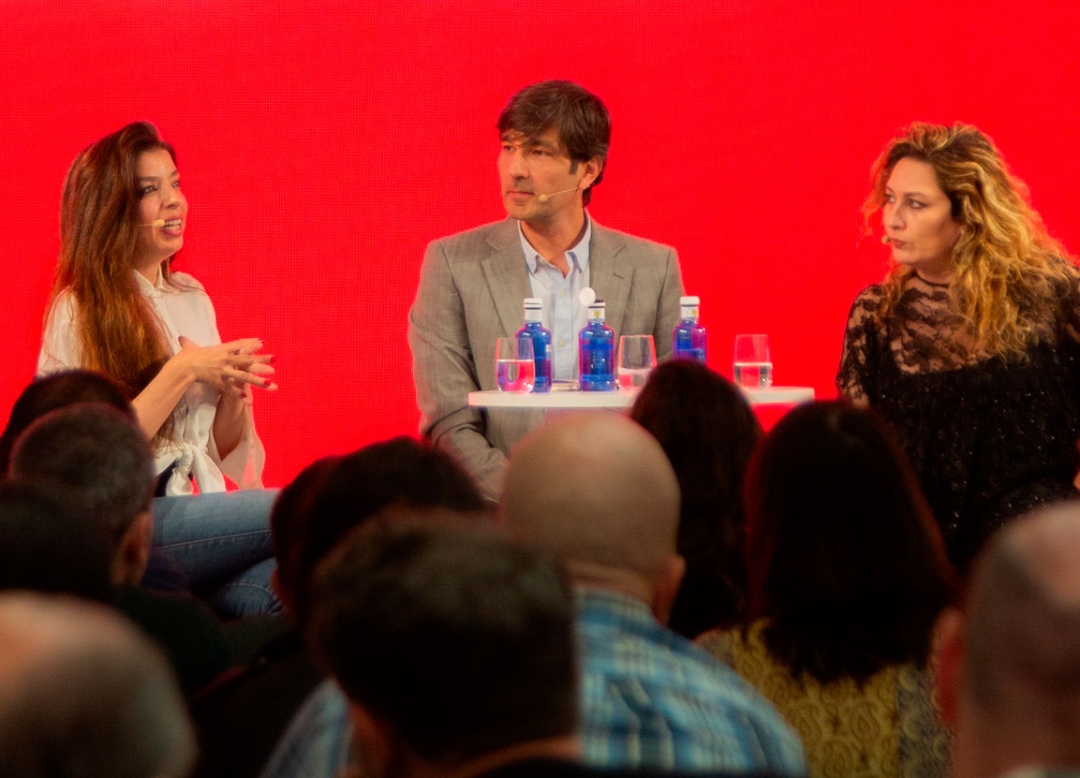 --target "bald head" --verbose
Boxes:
[501,413,680,581]
[0,593,195,778]
[967,503,1080,705]
[949,502,1080,775]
